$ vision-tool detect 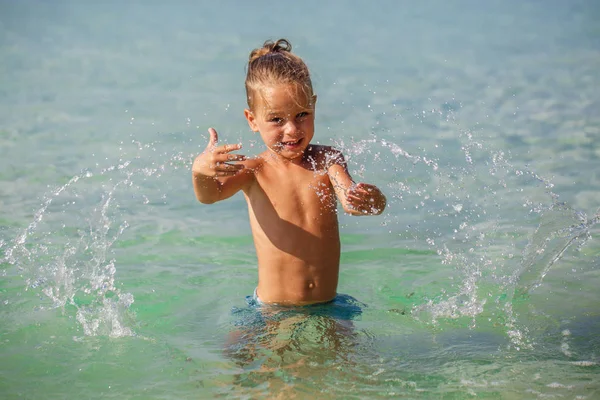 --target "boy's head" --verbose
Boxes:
[245,39,314,112]
[244,39,317,160]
